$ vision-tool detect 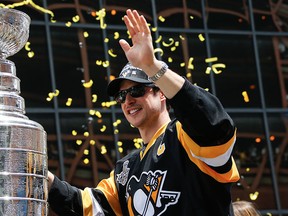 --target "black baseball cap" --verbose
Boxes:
[107,63,154,96]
